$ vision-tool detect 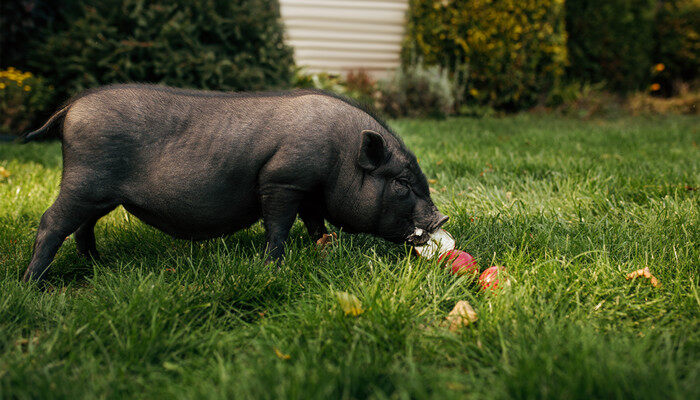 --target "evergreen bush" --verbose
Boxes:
[31,0,295,99]
[403,0,567,111]
[0,0,69,70]
[652,0,700,96]
[0,68,54,135]
[566,0,656,92]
